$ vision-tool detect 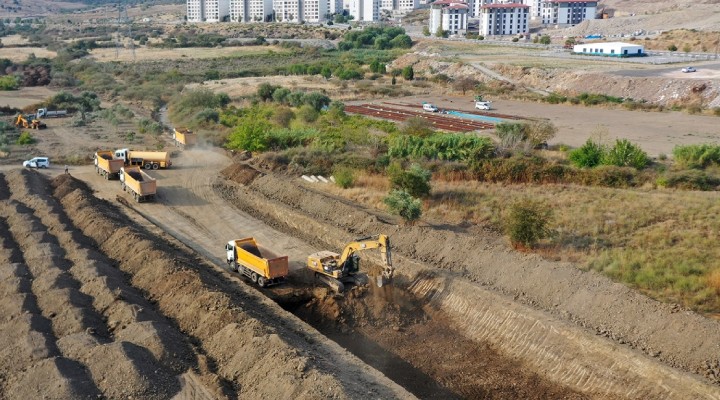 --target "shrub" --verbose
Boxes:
[257,83,279,101]
[656,170,720,191]
[505,199,552,249]
[672,144,720,169]
[226,118,272,152]
[333,167,355,188]
[389,163,432,198]
[582,165,637,188]
[384,189,422,223]
[297,104,319,123]
[16,131,34,145]
[388,134,494,162]
[602,139,649,169]
[0,75,19,90]
[668,44,678,52]
[402,66,414,81]
[568,139,604,168]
